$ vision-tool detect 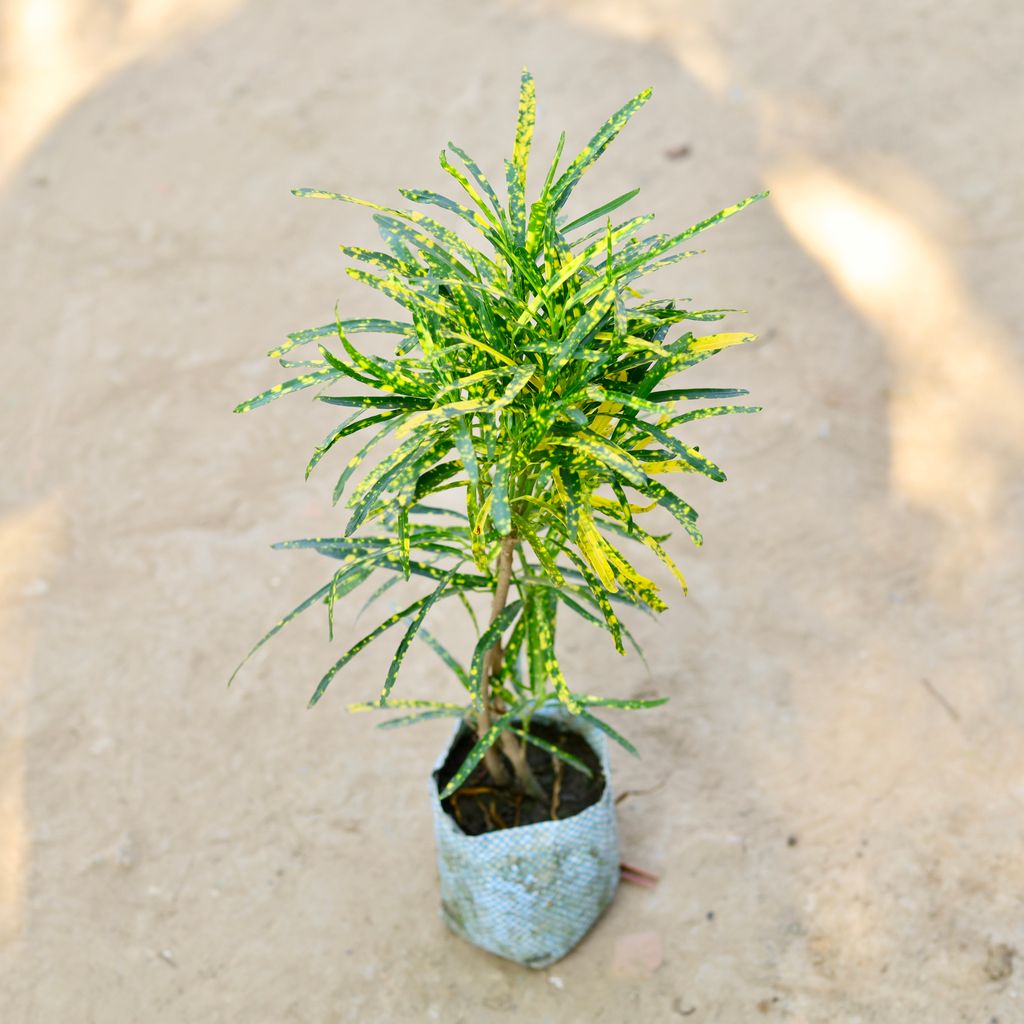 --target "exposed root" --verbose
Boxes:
[550,751,564,820]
